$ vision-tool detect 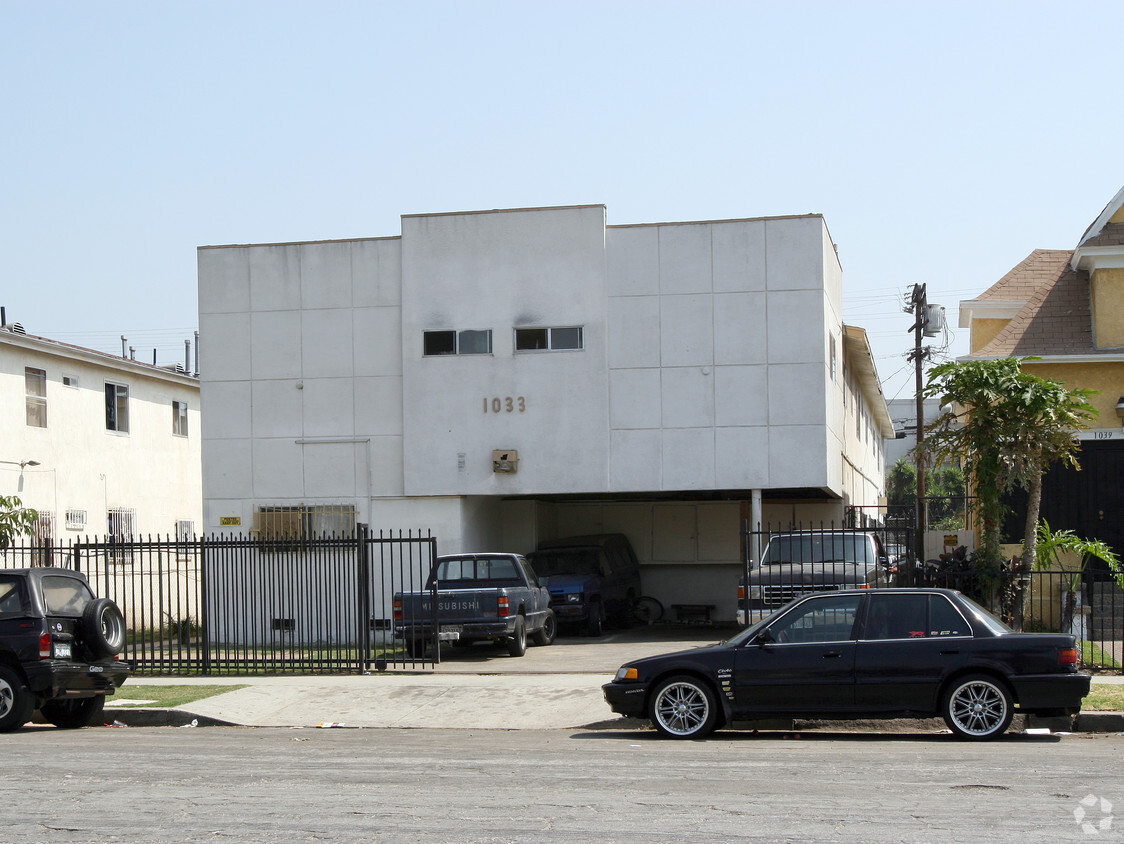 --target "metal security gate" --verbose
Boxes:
[0,527,439,675]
